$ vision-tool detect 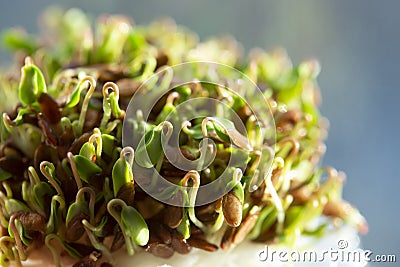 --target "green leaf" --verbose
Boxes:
[176,211,190,239]
[46,196,65,234]
[2,28,38,54]
[209,117,234,142]
[121,206,149,246]
[0,168,12,181]
[109,92,123,118]
[184,123,212,140]
[5,199,29,215]
[65,202,89,227]
[155,102,176,125]
[79,142,96,160]
[135,127,163,168]
[33,182,55,211]
[206,117,252,150]
[112,157,133,197]
[18,62,47,106]
[73,155,102,183]
[8,219,32,246]
[231,182,244,203]
[101,134,116,157]
[66,85,83,108]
